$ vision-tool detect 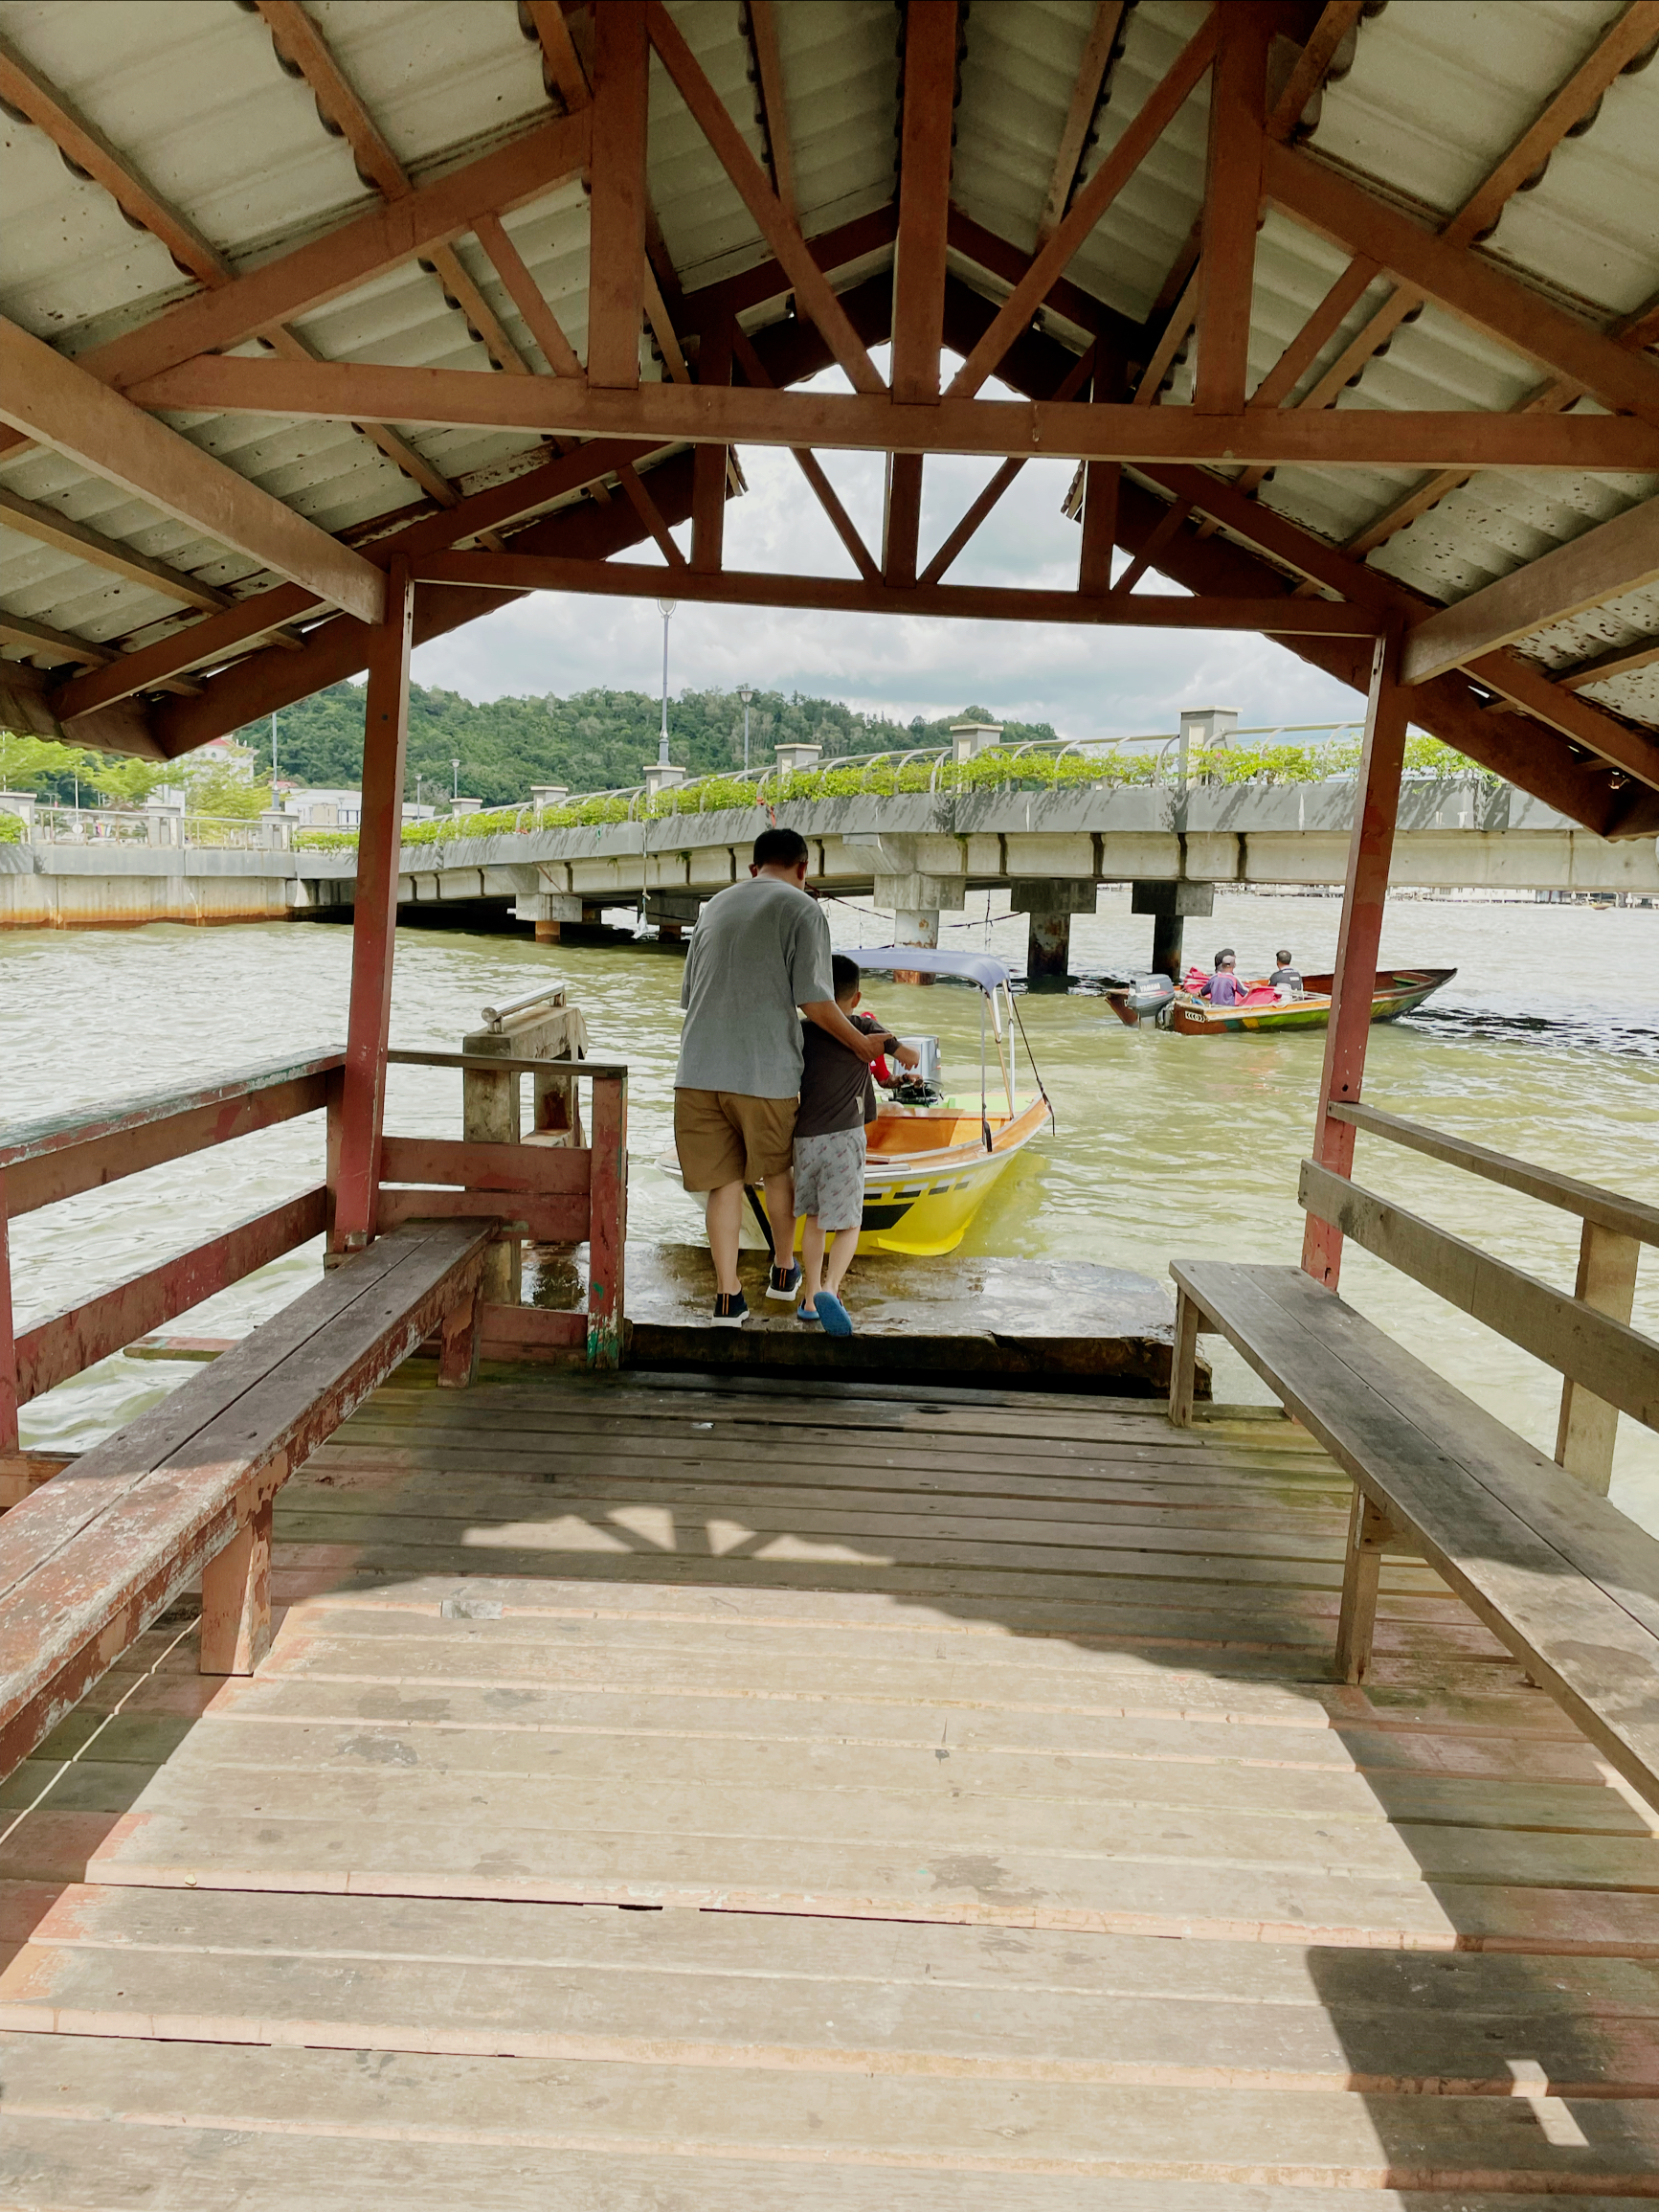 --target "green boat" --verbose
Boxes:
[1166,966,1455,1036]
